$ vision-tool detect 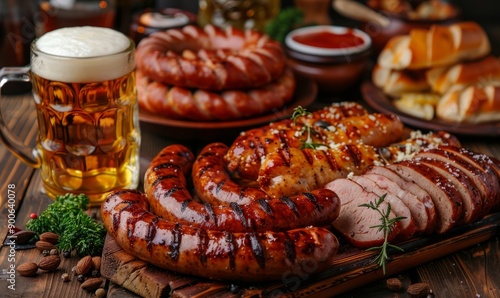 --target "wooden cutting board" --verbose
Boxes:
[101,212,500,298]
